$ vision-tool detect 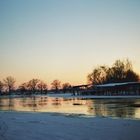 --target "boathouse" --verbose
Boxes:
[80,82,140,96]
